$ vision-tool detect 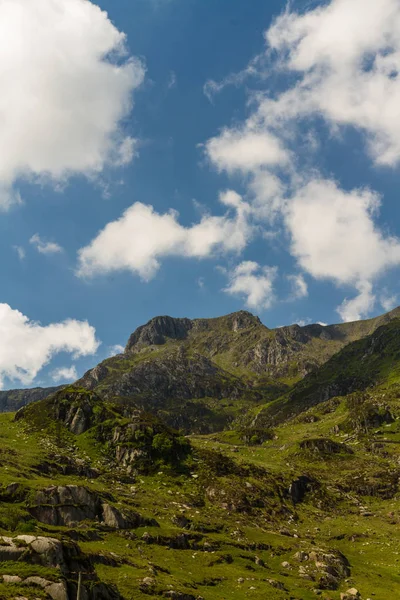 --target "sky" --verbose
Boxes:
[1,0,400,389]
